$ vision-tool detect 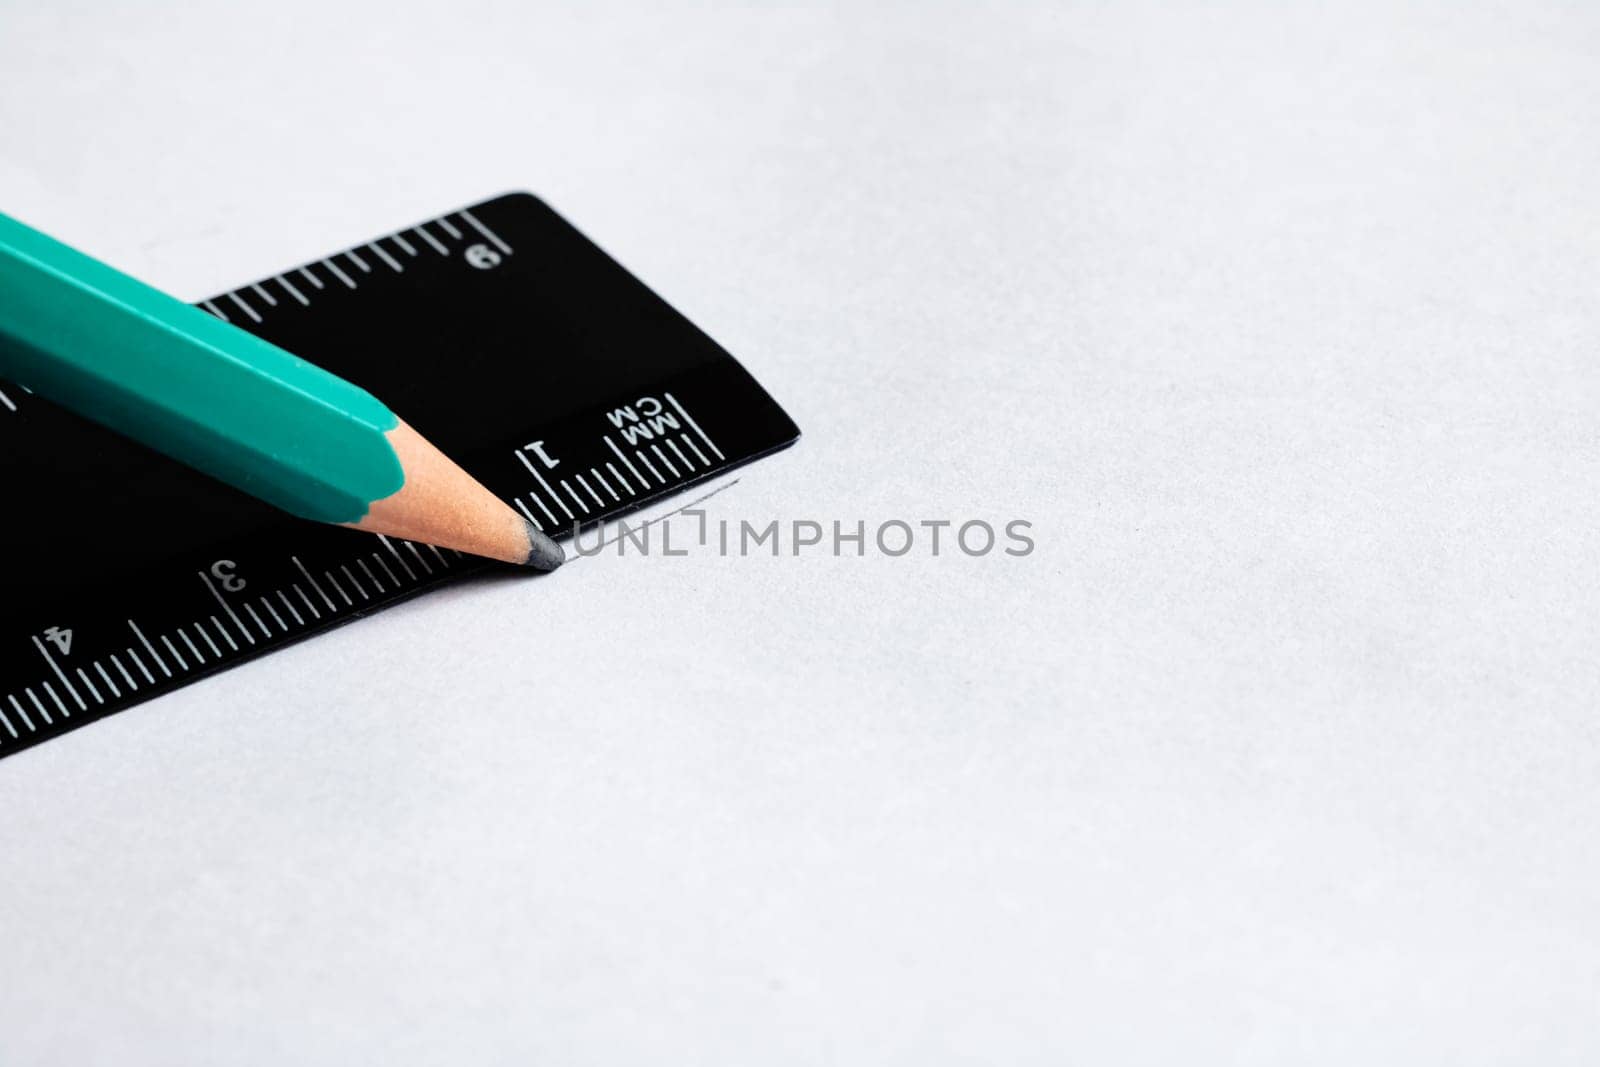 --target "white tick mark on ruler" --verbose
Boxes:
[31,635,85,710]
[276,274,310,306]
[19,690,40,729]
[561,480,590,515]
[681,434,710,467]
[436,216,463,239]
[110,654,138,690]
[129,621,172,676]
[276,590,305,626]
[513,498,542,530]
[125,646,155,684]
[250,283,278,307]
[358,558,386,593]
[378,536,417,581]
[94,662,120,698]
[291,584,321,619]
[390,232,418,256]
[242,603,271,639]
[413,225,448,255]
[459,209,512,254]
[604,437,646,489]
[424,544,448,568]
[605,461,635,495]
[515,451,571,522]
[199,572,256,646]
[664,392,725,461]
[292,557,338,611]
[666,438,693,472]
[591,467,620,501]
[195,624,221,659]
[636,449,665,485]
[576,472,606,508]
[341,565,371,601]
[371,550,402,587]
[368,242,403,272]
[260,597,288,632]
[324,570,354,606]
[202,300,229,322]
[209,616,239,653]
[40,682,66,718]
[75,668,104,705]
[298,266,326,290]
[345,250,372,273]
[322,258,357,289]
[403,541,433,574]
[651,444,679,479]
[226,292,261,324]
[4,700,25,734]
[527,491,558,527]
[160,634,189,670]
[178,627,205,663]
